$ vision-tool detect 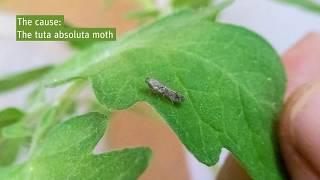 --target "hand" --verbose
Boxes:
[279,33,320,179]
[217,33,320,180]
